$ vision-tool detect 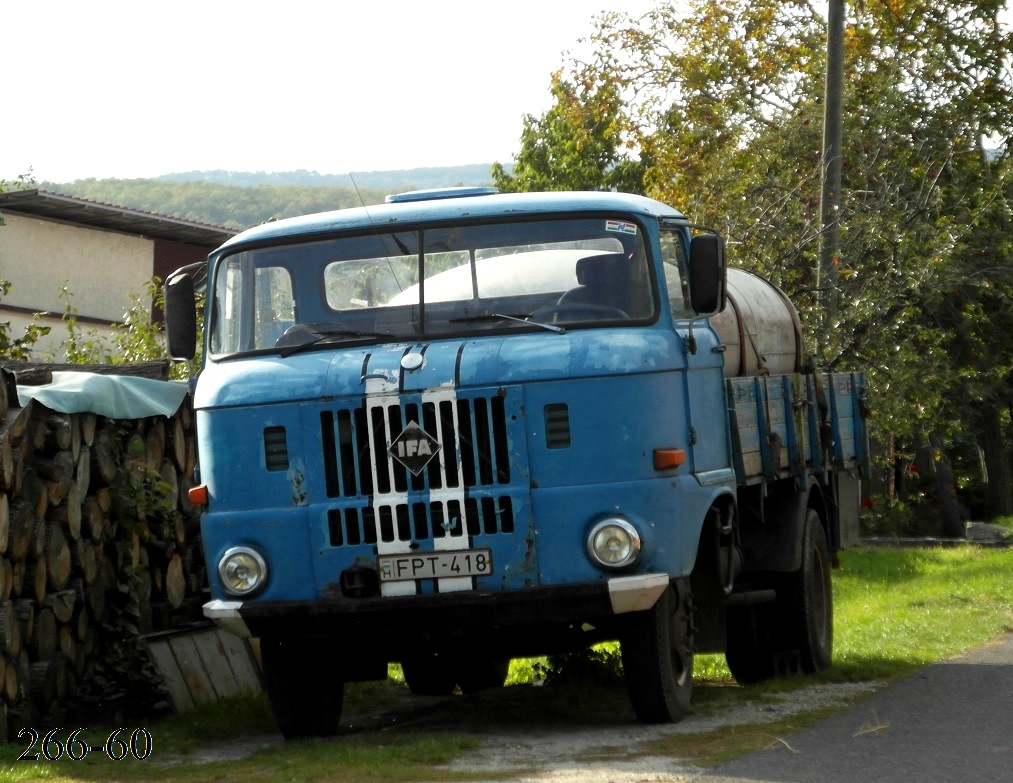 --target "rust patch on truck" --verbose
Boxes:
[289,467,307,505]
